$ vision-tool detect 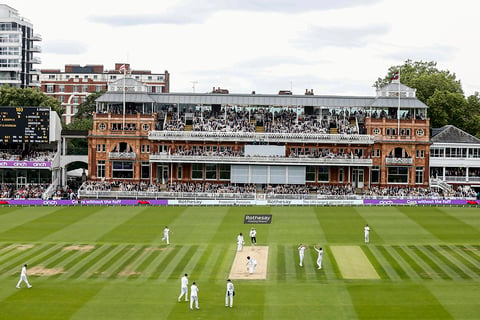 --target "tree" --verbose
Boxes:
[374,60,476,133]
[66,91,104,131]
[0,85,63,117]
